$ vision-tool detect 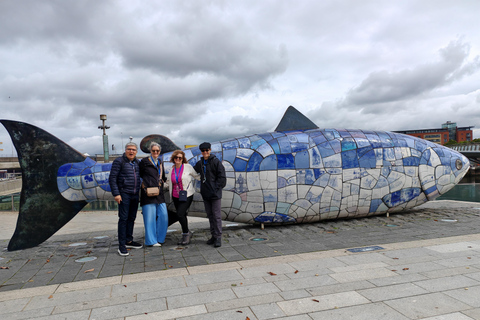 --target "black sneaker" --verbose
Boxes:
[206,237,215,245]
[214,238,222,247]
[118,247,129,256]
[126,241,143,249]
